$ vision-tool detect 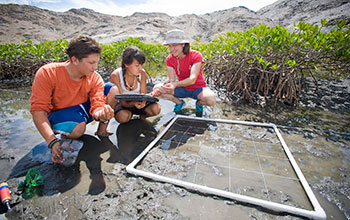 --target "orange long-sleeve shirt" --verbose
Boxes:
[30,62,106,117]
